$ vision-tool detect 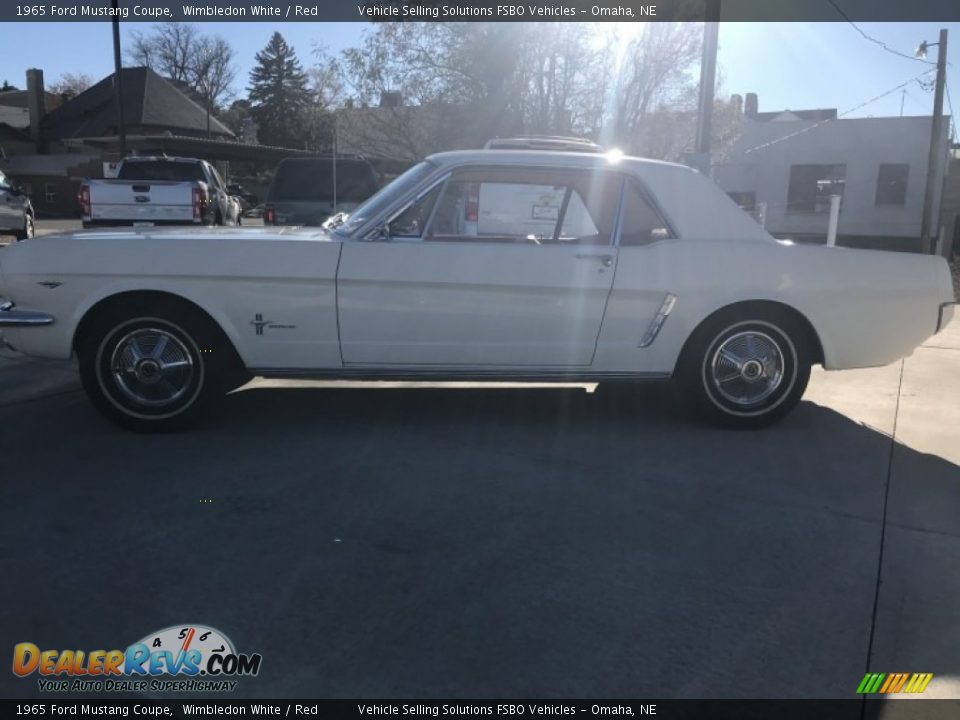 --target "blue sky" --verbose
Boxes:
[2,22,957,132]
